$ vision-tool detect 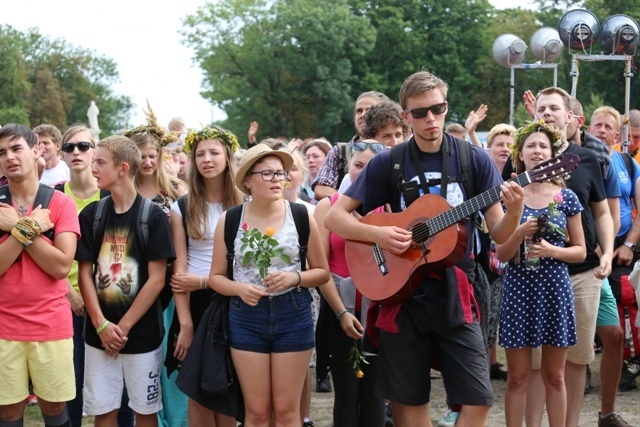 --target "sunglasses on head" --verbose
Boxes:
[406,102,447,119]
[352,141,386,153]
[61,141,93,153]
